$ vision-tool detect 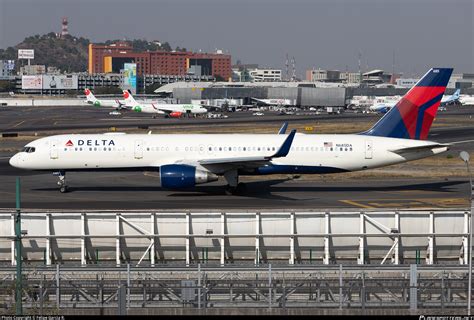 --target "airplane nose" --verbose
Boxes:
[9,154,20,168]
